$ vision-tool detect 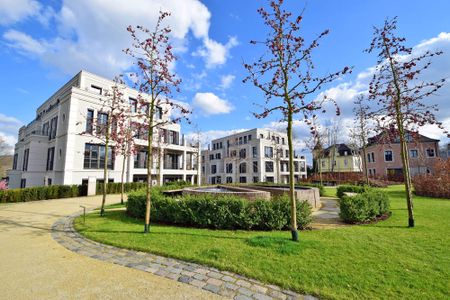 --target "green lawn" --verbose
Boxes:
[322,186,337,197]
[74,185,450,299]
